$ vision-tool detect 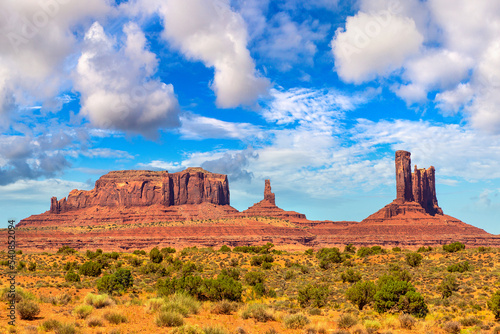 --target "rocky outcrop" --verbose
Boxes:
[237,180,307,222]
[50,168,230,214]
[264,179,276,205]
[375,150,443,218]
